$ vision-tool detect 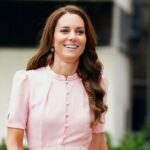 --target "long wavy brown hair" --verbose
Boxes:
[27,5,107,127]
